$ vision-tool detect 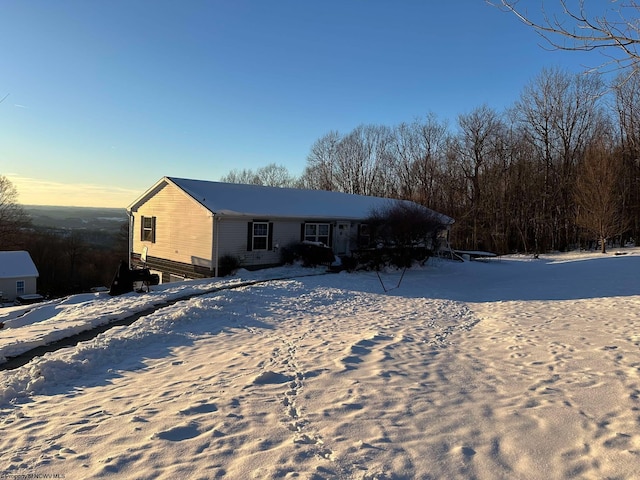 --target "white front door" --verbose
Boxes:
[334,222,350,255]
